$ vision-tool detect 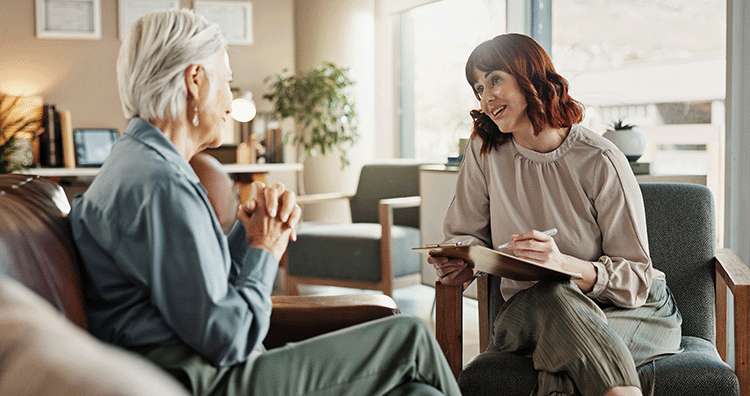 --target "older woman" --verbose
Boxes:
[70,9,459,396]
[430,34,682,396]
